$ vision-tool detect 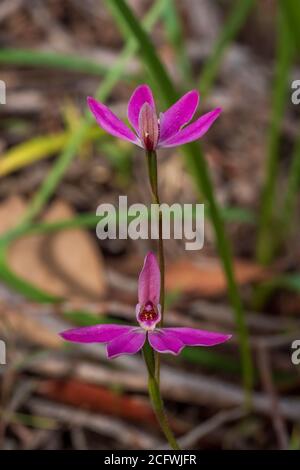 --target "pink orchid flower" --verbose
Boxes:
[87,84,221,151]
[60,252,231,359]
